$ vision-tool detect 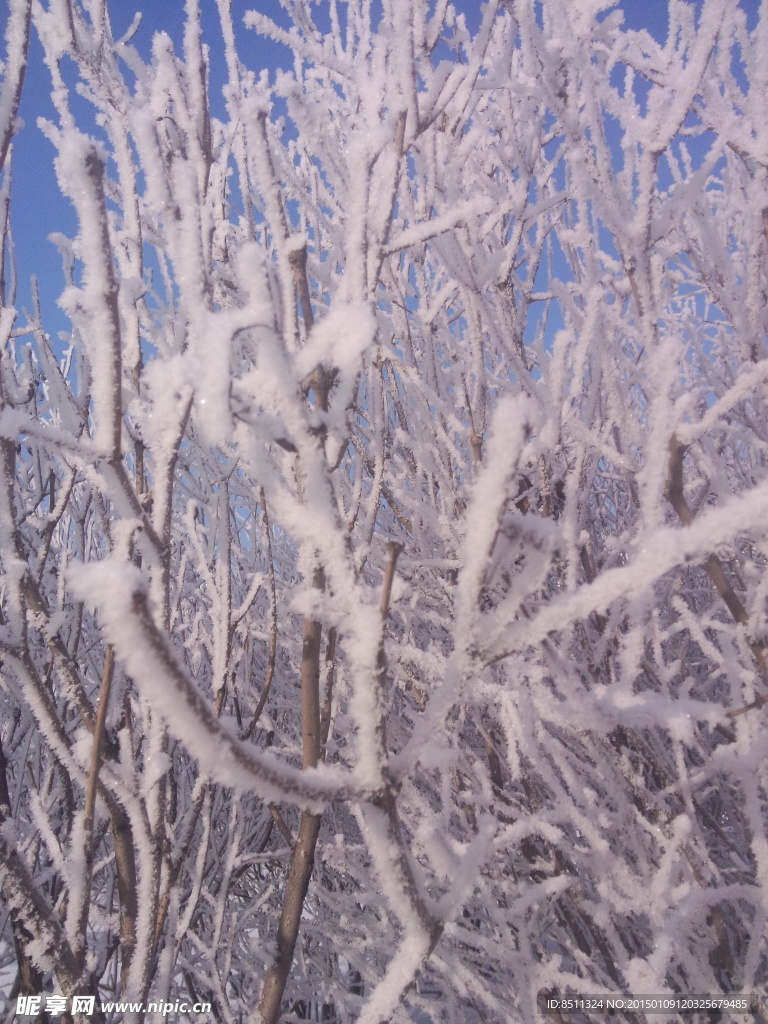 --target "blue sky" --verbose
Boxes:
[2,0,702,341]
